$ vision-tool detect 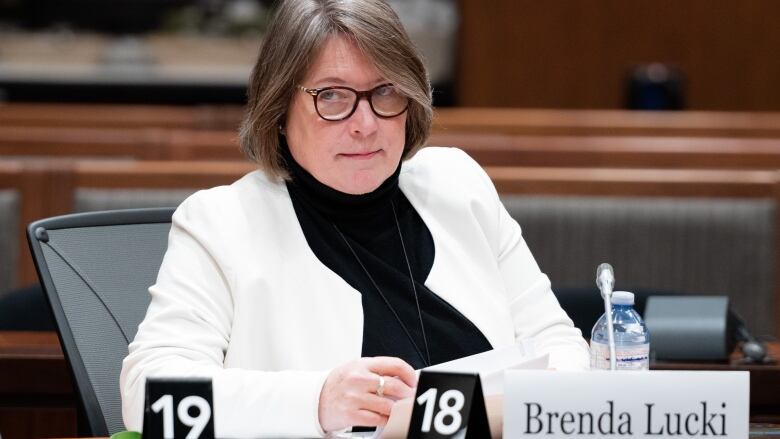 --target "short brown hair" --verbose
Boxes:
[239,0,433,180]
